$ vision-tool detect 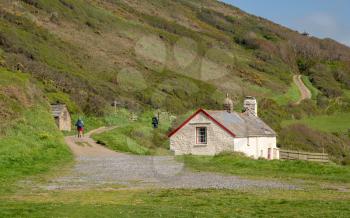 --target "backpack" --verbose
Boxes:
[152,117,158,124]
[76,120,84,128]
